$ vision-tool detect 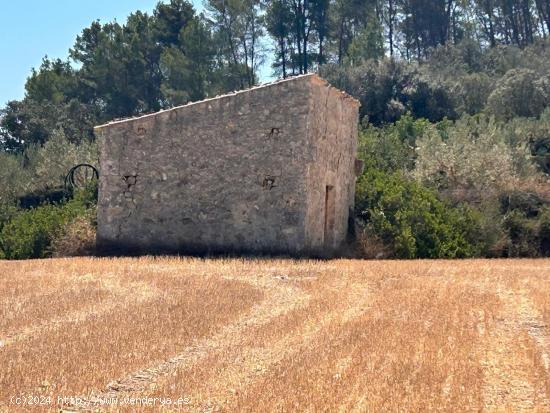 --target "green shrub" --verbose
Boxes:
[358,114,431,173]
[0,202,18,229]
[50,210,96,257]
[503,210,539,256]
[355,169,482,258]
[540,208,550,256]
[486,69,550,120]
[0,131,97,209]
[414,115,536,204]
[0,202,19,259]
[500,190,545,218]
[501,109,550,176]
[451,73,493,115]
[1,204,70,259]
[0,152,33,205]
[500,191,550,257]
[71,179,98,207]
[0,190,94,260]
[320,59,456,126]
